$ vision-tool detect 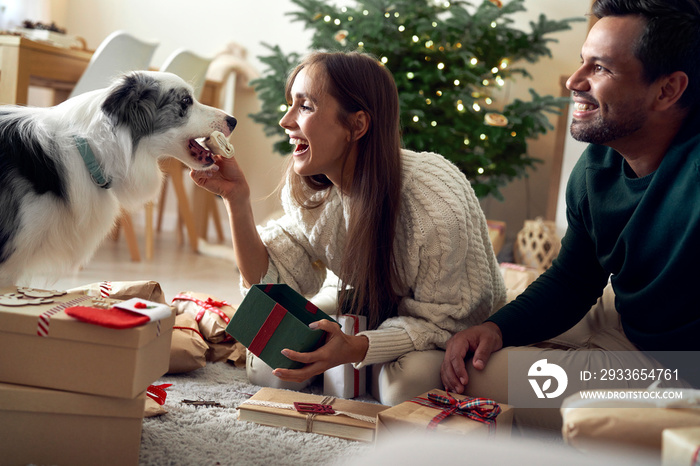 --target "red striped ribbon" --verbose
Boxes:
[248,303,286,356]
[37,296,92,337]
[409,392,501,431]
[99,281,112,298]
